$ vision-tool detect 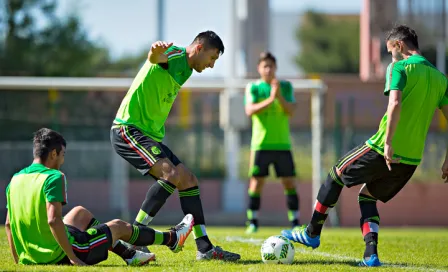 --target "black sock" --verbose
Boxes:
[358,193,380,258]
[134,179,176,225]
[179,186,213,253]
[306,168,344,237]
[127,225,174,247]
[88,218,136,260]
[247,189,260,227]
[284,188,299,227]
